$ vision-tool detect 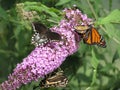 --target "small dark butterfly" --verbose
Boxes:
[33,70,68,89]
[31,22,61,47]
[75,25,106,48]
